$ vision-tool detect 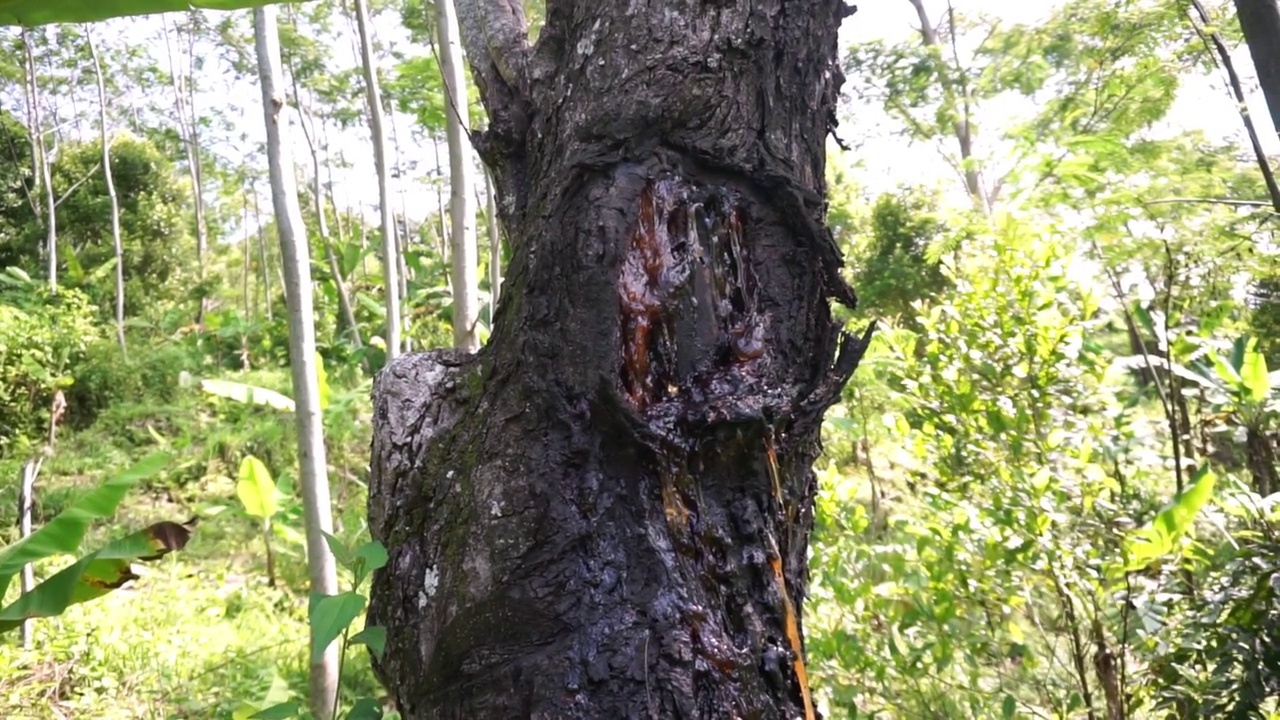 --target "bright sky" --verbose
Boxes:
[835,0,1280,209]
[9,0,1275,228]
